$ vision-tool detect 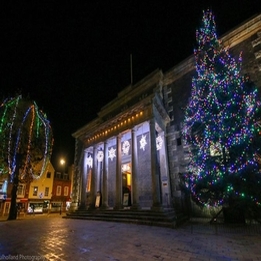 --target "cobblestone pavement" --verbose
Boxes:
[0,214,261,261]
